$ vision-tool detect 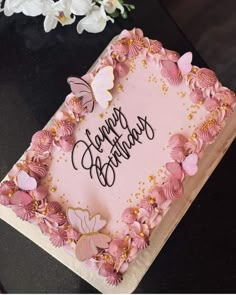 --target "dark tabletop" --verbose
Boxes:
[0,0,235,293]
